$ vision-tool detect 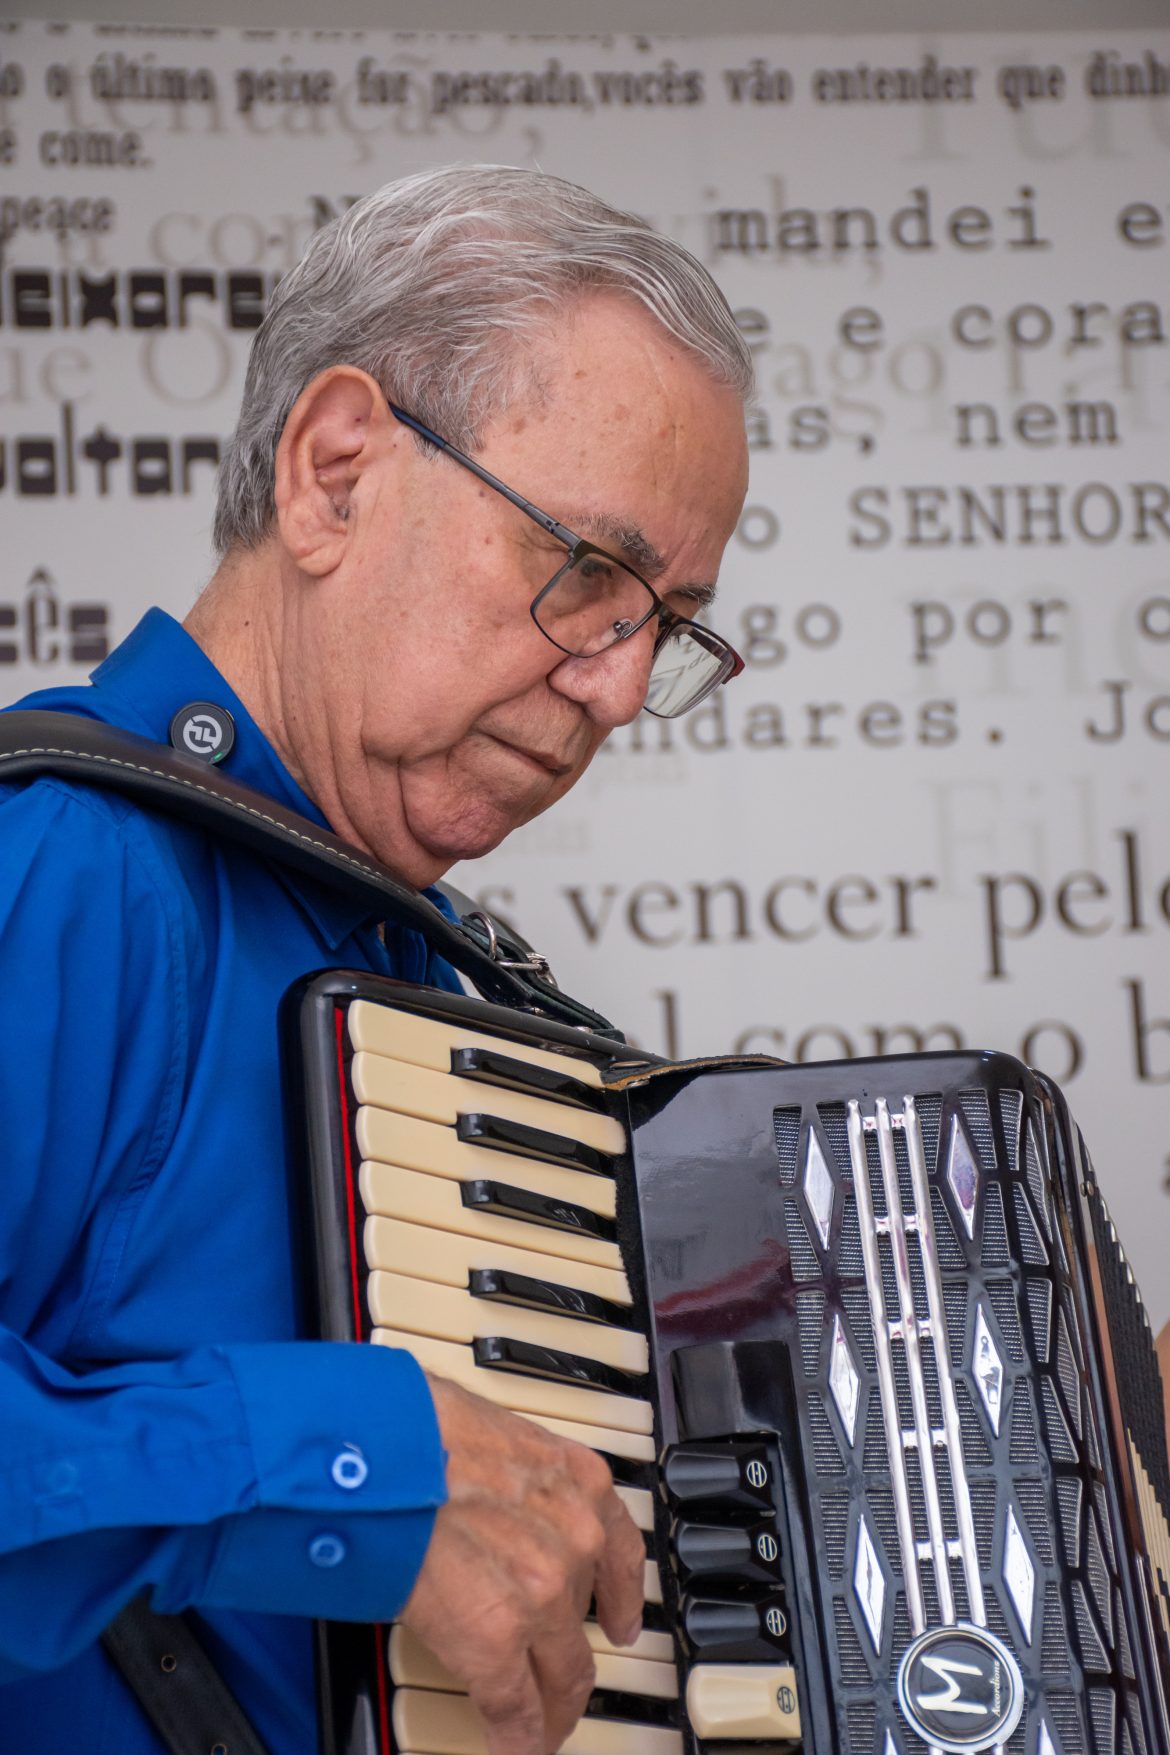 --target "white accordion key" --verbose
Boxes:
[522,1410,656,1463]
[613,1483,655,1531]
[384,1572,659,1649]
[357,1107,617,1218]
[373,1330,654,1435]
[366,1272,649,1375]
[391,1628,677,1698]
[583,1620,675,1664]
[390,1626,676,1694]
[558,1713,683,1754]
[360,1163,624,1272]
[388,1625,460,1692]
[393,1687,684,1755]
[348,999,605,1090]
[351,1053,625,1156]
[589,1651,678,1699]
[393,1686,483,1754]
[363,1217,632,1308]
[685,1663,802,1740]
